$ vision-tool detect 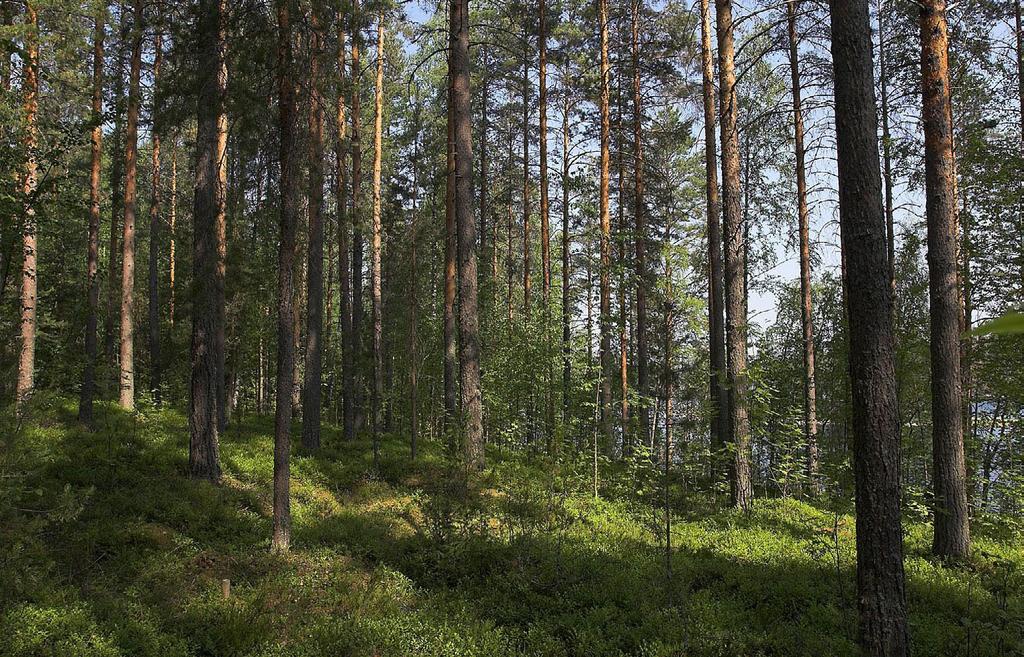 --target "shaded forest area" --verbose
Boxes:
[1,0,1023,655]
